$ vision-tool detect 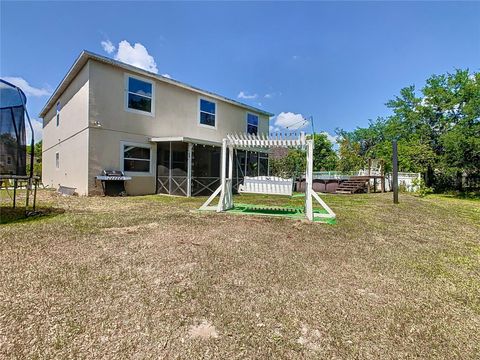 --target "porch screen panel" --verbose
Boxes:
[156,143,170,194]
[232,150,246,192]
[246,152,259,177]
[192,145,221,196]
[170,145,188,196]
[258,153,268,176]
